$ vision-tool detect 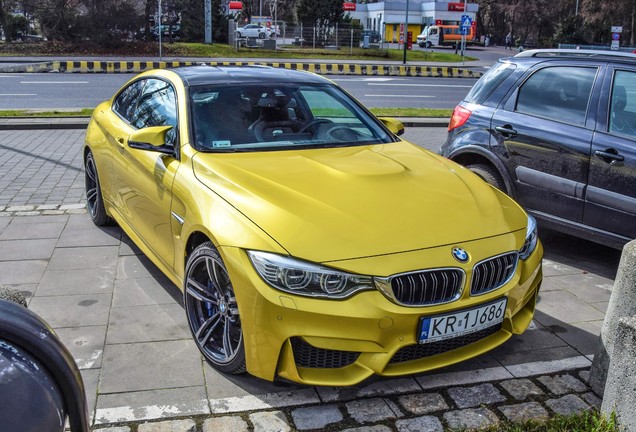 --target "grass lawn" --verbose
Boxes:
[0,40,476,63]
